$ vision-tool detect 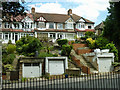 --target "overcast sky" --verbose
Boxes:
[24,0,110,26]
